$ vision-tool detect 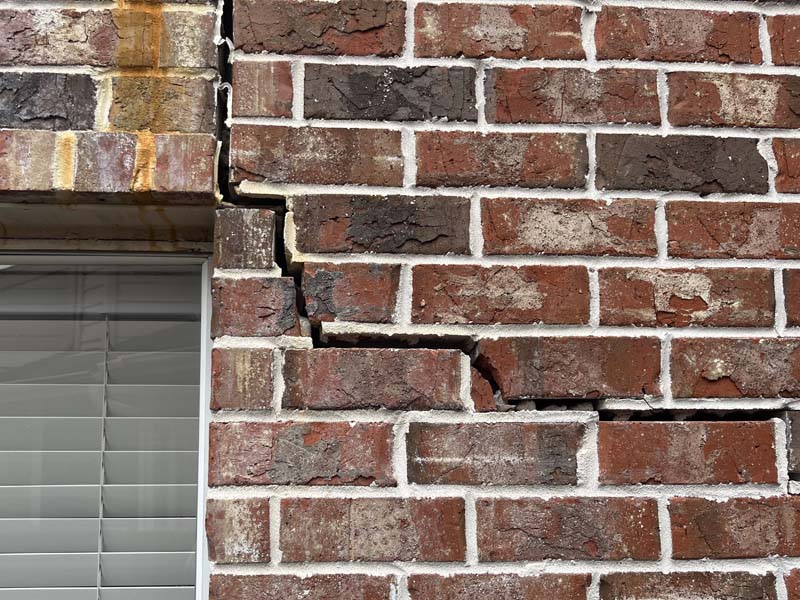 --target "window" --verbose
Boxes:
[0,263,206,600]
